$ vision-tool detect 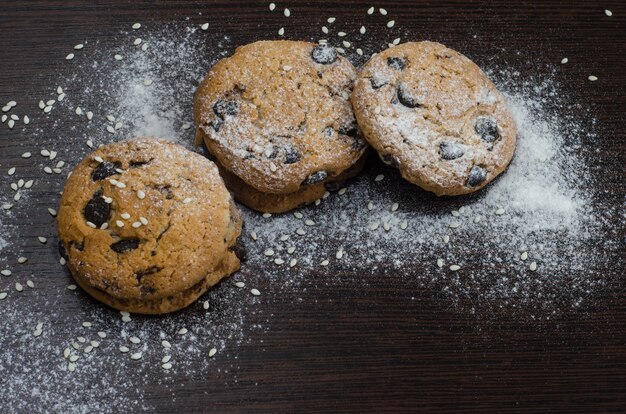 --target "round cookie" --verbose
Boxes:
[194,40,368,212]
[352,41,517,196]
[57,138,242,314]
